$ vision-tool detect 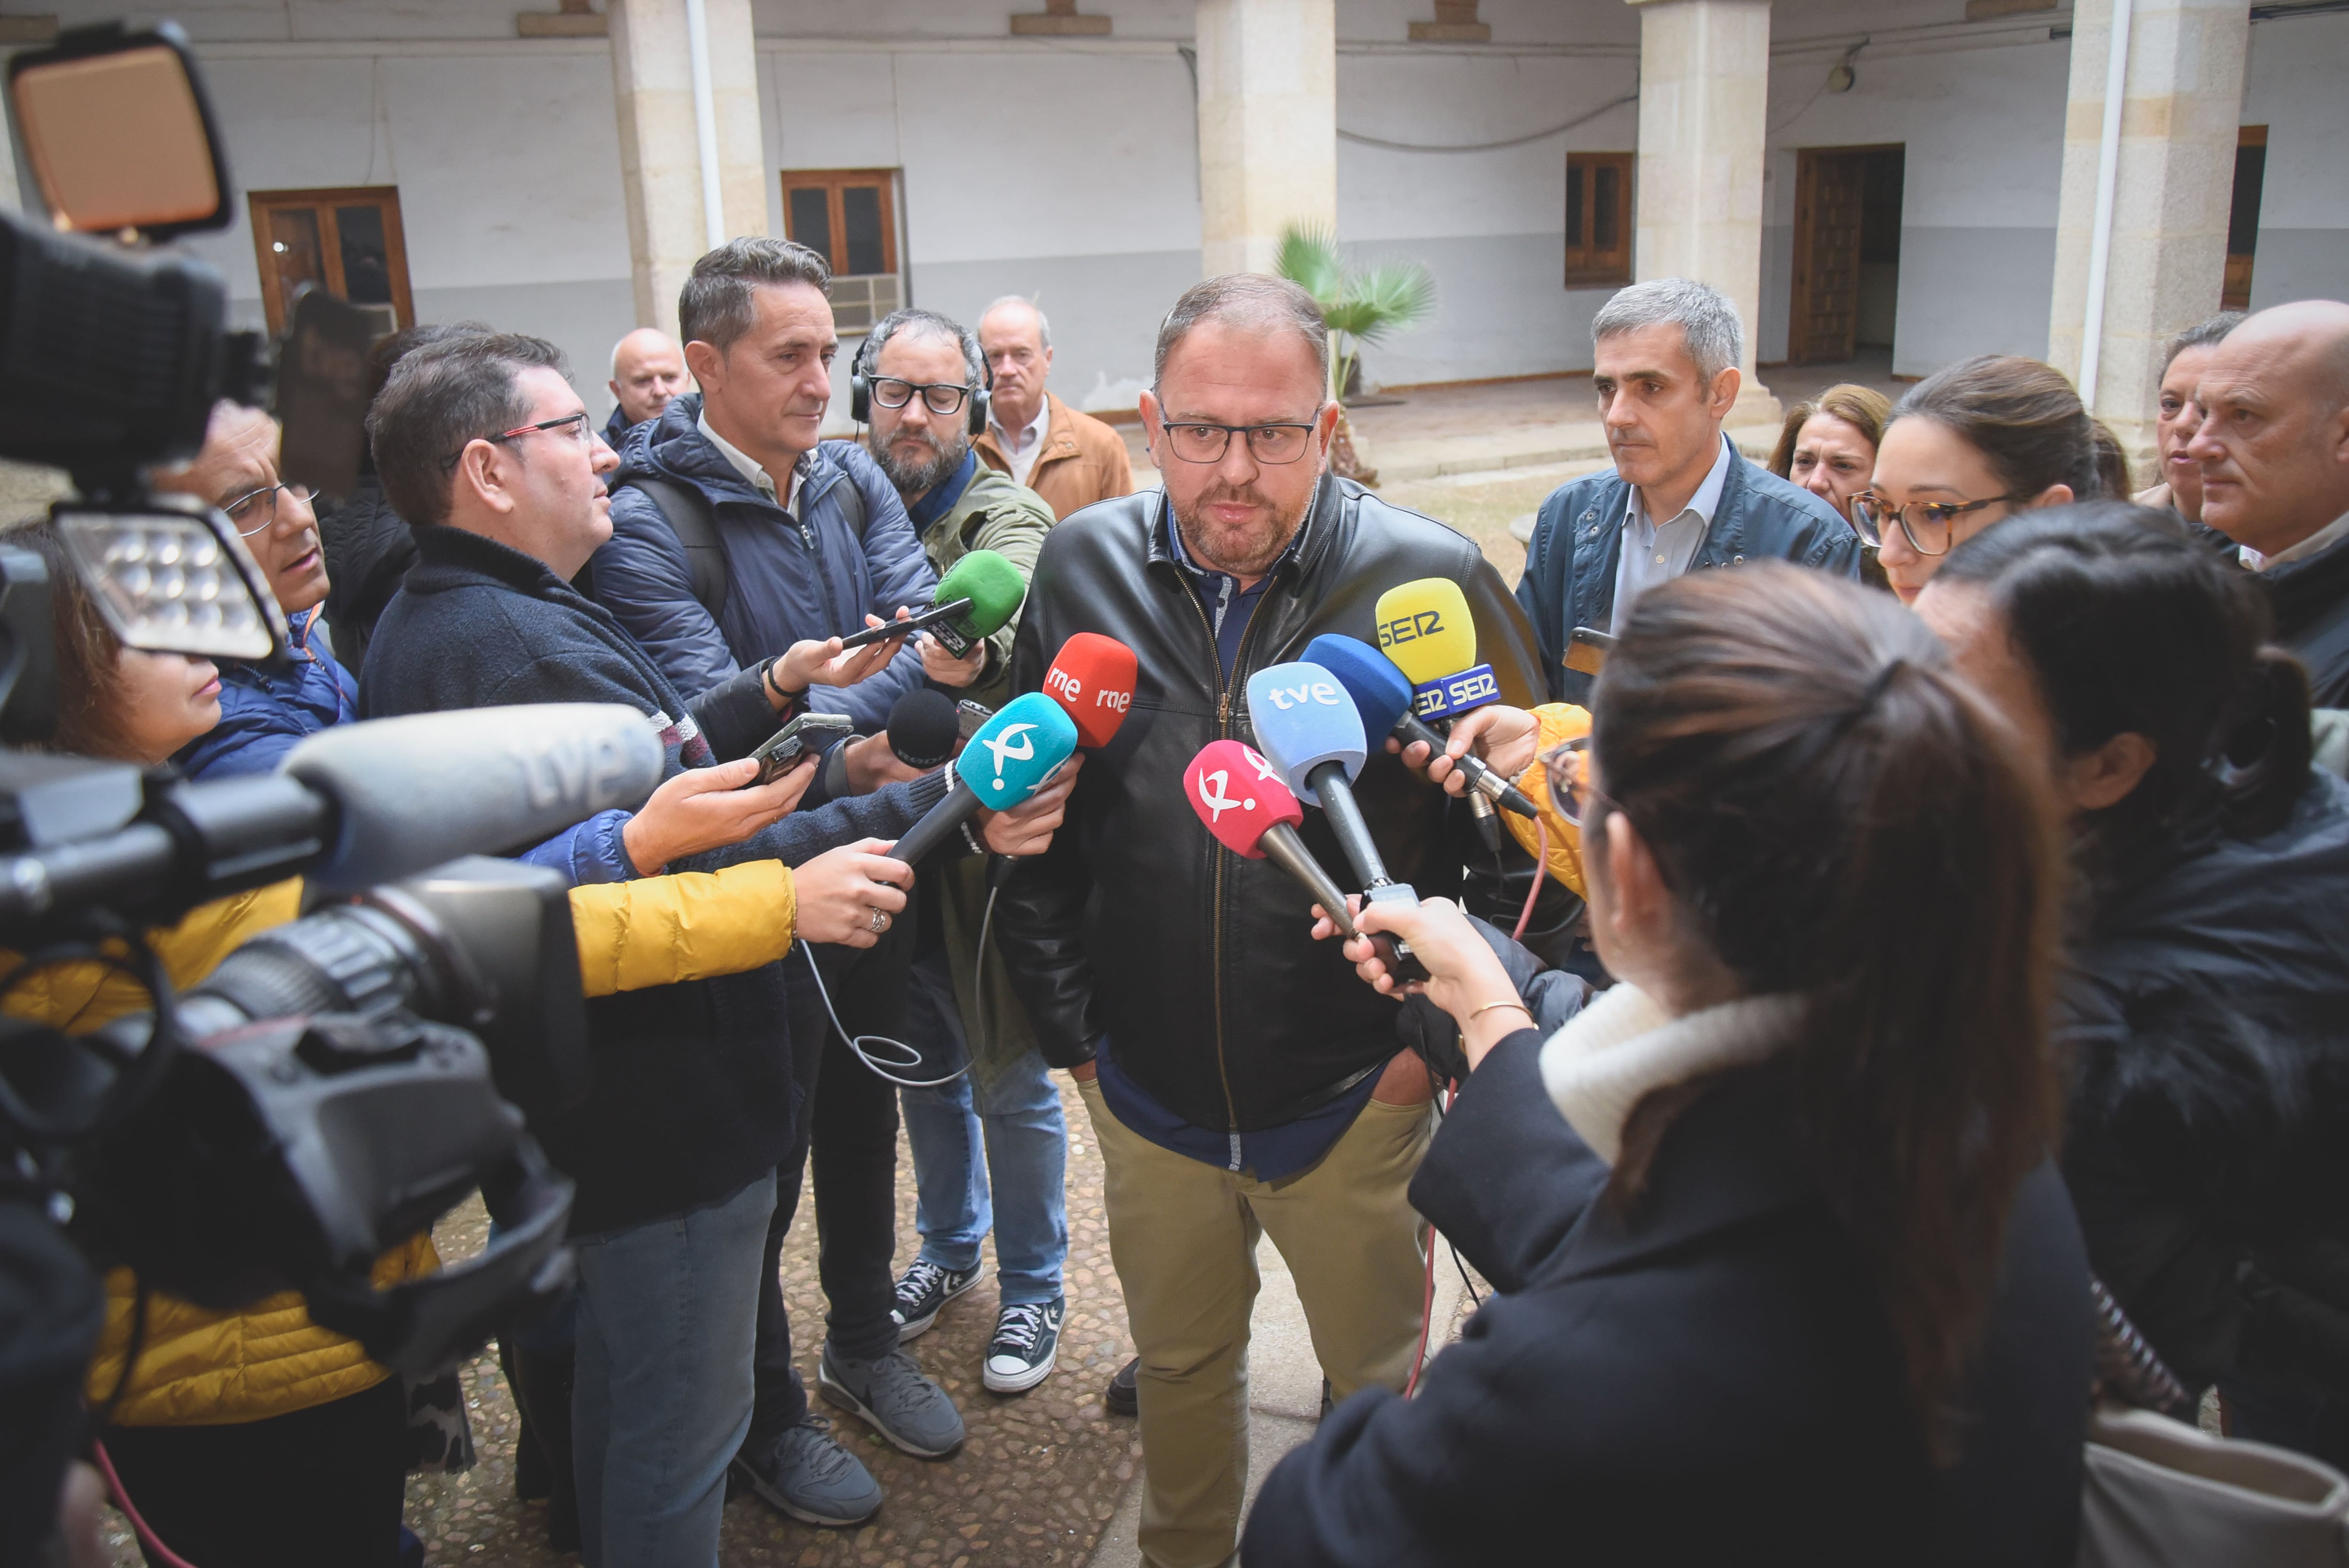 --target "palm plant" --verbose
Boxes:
[1274,224,1438,406]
